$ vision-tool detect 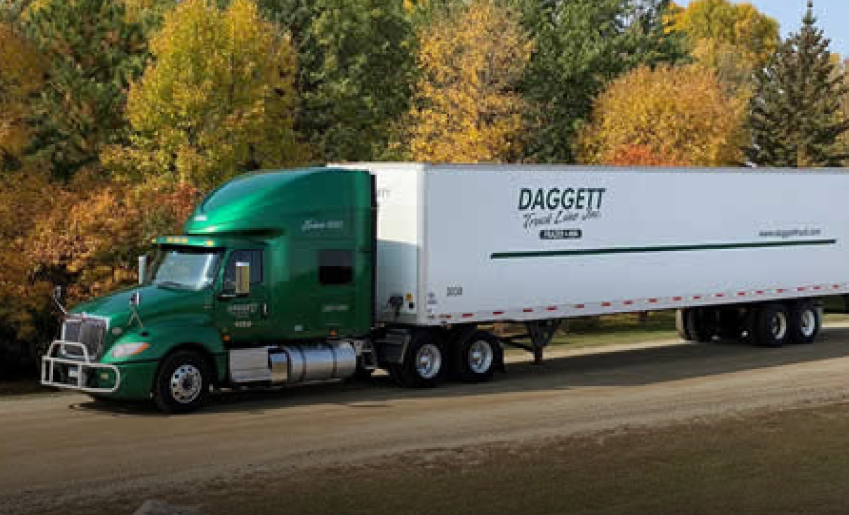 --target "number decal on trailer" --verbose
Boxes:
[447,286,464,297]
